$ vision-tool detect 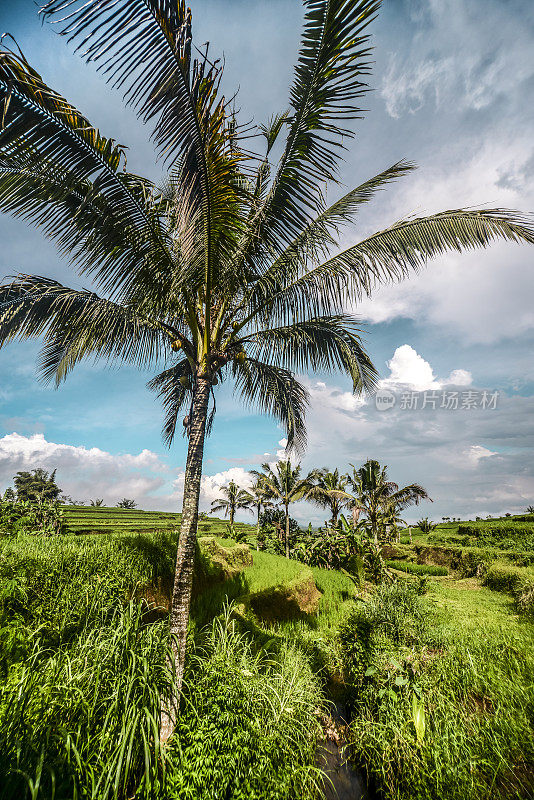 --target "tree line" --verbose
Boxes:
[211,458,430,572]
